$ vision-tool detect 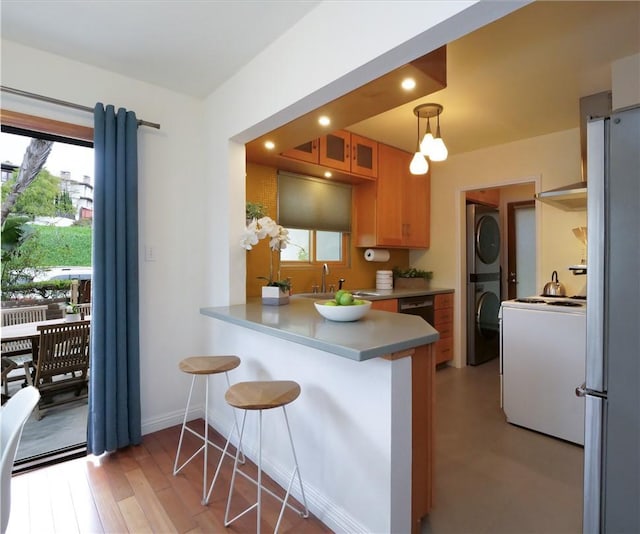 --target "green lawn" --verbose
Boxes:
[32,224,92,266]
